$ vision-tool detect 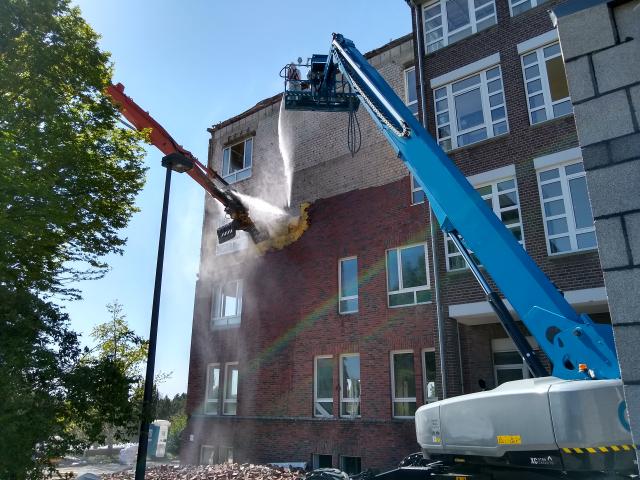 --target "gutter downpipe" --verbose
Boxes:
[408,0,448,399]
